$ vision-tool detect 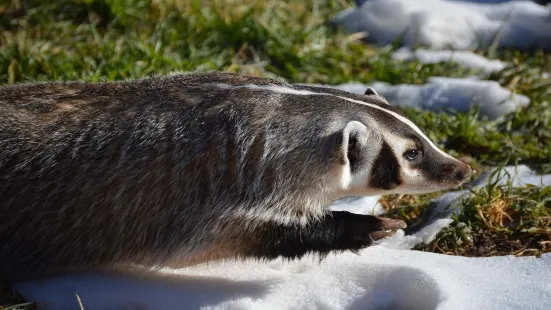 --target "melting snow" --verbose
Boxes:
[333,0,551,52]
[319,77,530,120]
[14,247,551,310]
[392,47,508,74]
